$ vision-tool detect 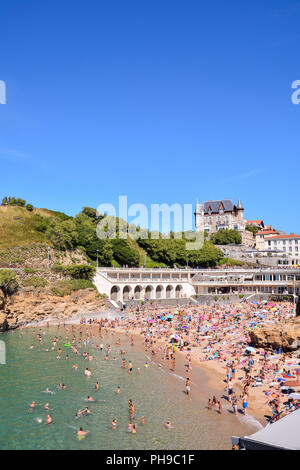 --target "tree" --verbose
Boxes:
[210,229,242,245]
[46,219,79,250]
[26,203,33,211]
[246,225,258,236]
[63,264,96,280]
